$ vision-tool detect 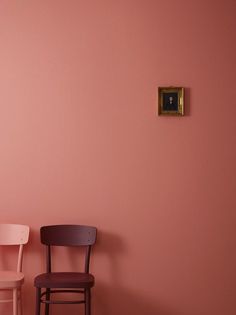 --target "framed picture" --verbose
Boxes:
[158,87,184,116]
